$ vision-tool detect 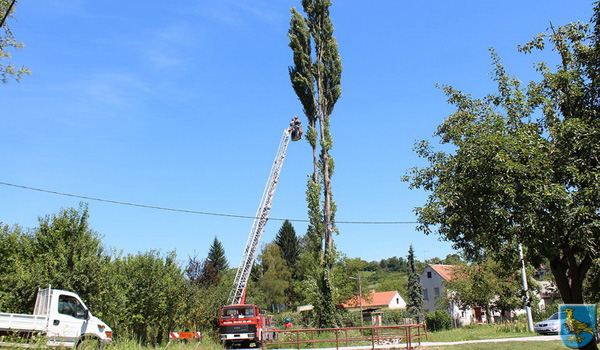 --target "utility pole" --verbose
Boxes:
[519,243,534,332]
[349,276,364,327]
